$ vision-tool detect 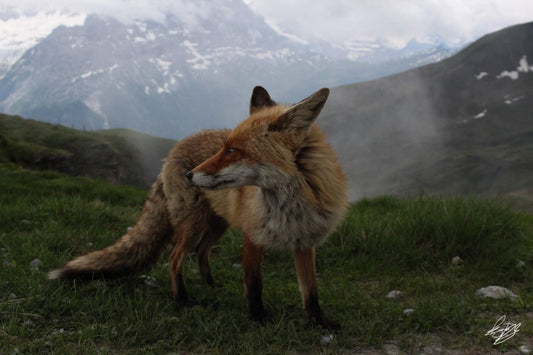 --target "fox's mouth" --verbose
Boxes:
[204,178,236,190]
[189,172,236,190]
